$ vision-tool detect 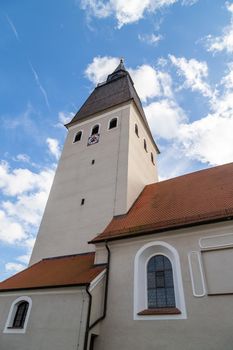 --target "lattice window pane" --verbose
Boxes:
[155,256,164,271]
[148,290,157,308]
[156,288,167,307]
[147,255,176,309]
[165,270,174,287]
[148,272,156,288]
[166,288,176,307]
